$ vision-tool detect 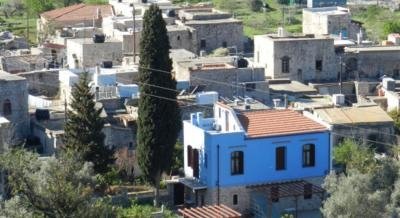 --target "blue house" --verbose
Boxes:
[177,102,331,217]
